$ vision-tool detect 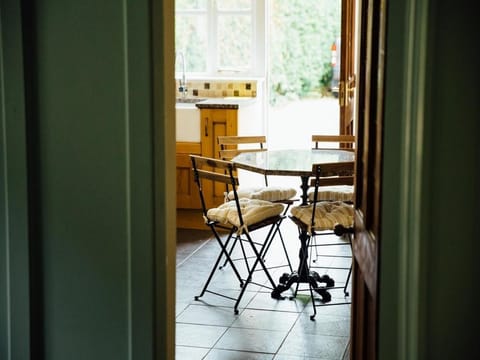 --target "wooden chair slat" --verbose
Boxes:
[219,148,266,160]
[217,135,266,146]
[312,134,356,150]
